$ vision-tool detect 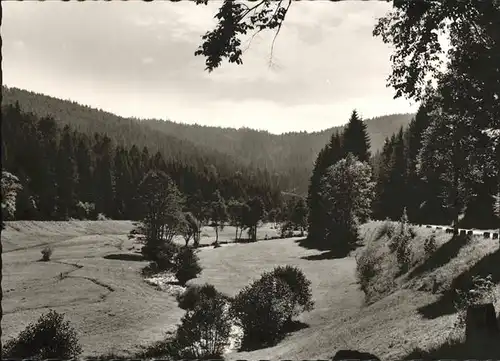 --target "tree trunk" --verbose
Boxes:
[452,129,461,236]
[235,226,238,241]
[215,226,219,245]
